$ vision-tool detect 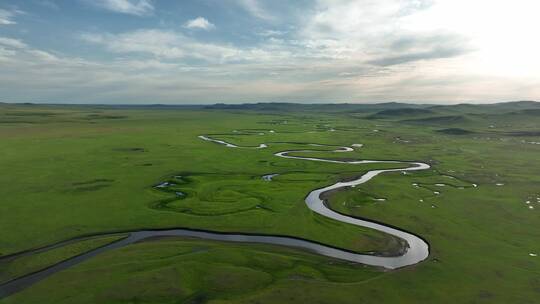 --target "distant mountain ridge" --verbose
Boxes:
[2,100,538,114]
